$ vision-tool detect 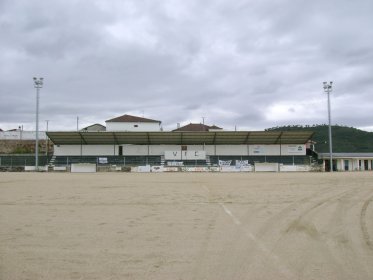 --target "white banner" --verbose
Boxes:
[287,145,305,155]
[250,145,265,155]
[98,157,108,164]
[181,167,209,172]
[236,160,249,167]
[71,163,97,173]
[163,167,179,172]
[137,165,151,172]
[219,160,232,166]
[151,166,164,172]
[167,161,184,166]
